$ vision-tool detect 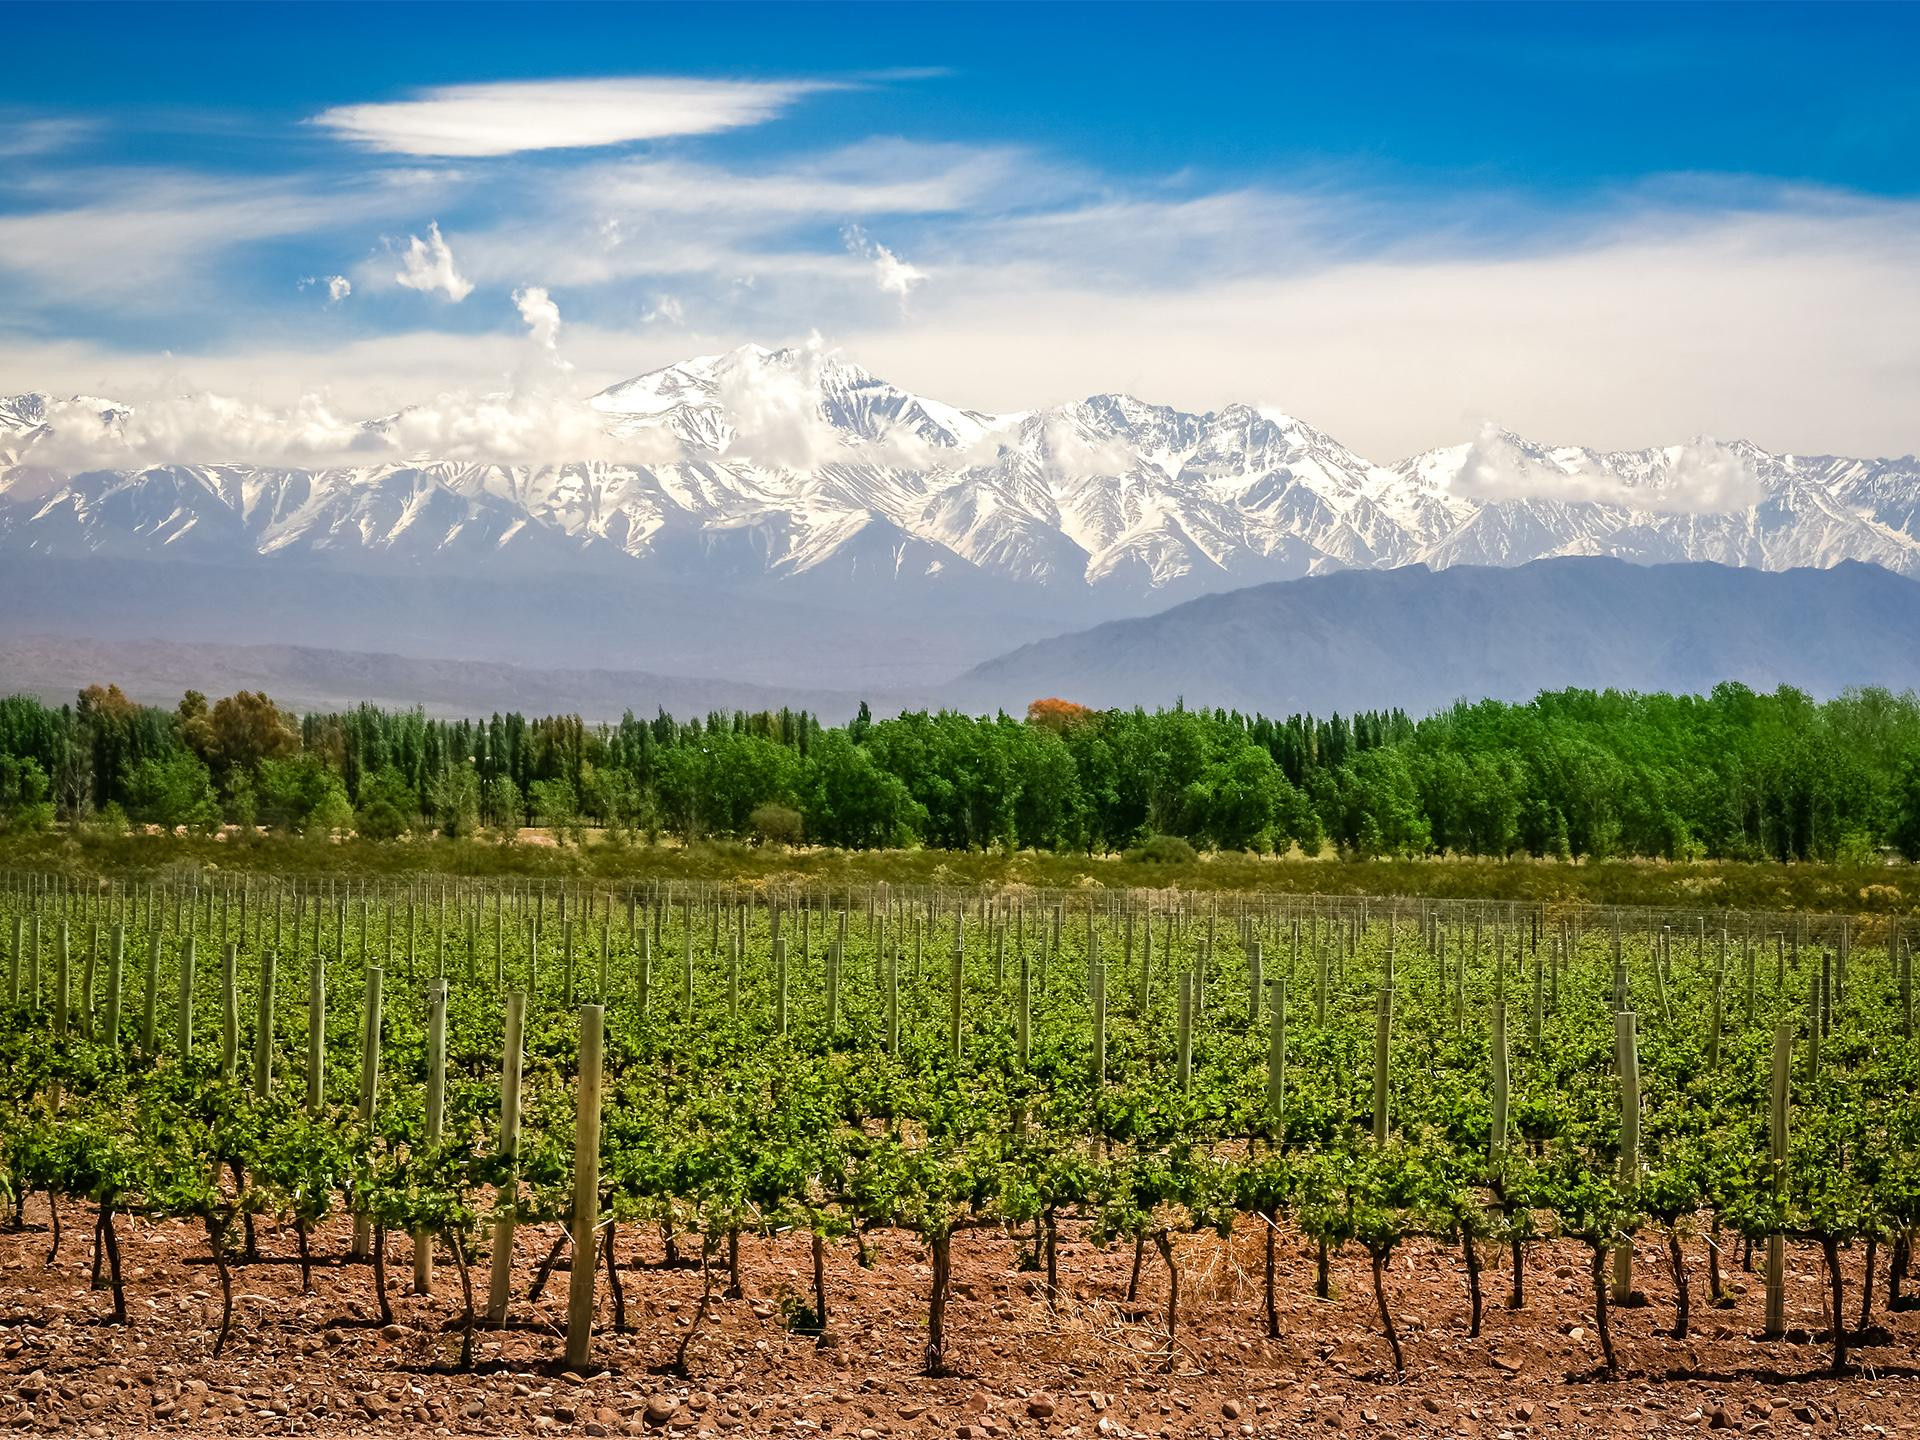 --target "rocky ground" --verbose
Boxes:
[0,1205,1916,1437]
